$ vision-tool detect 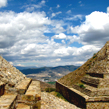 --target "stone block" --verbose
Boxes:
[16,103,30,109]
[0,94,17,109]
[16,78,32,94]
[25,81,41,101]
[81,76,99,87]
